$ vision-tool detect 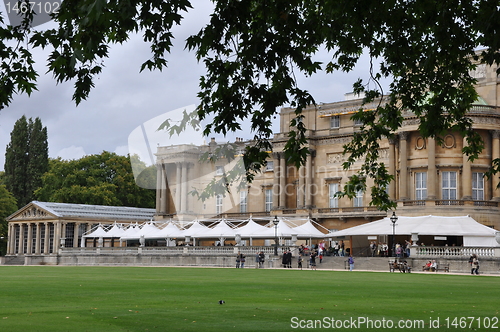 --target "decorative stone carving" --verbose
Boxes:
[415,136,426,150]
[317,136,353,146]
[327,148,388,165]
[19,207,49,219]
[442,134,456,149]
